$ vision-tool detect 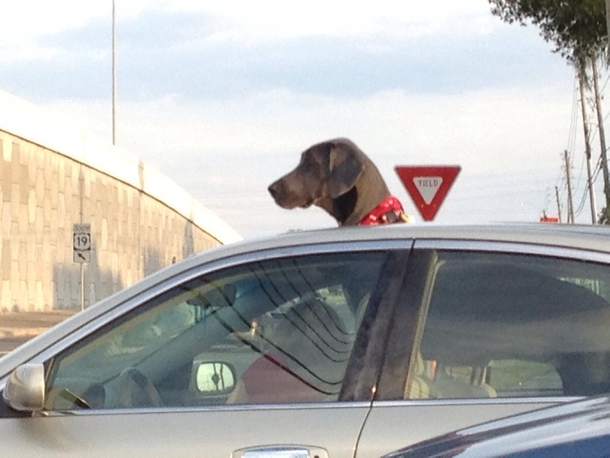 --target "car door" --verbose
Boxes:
[0,241,411,458]
[358,240,610,457]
